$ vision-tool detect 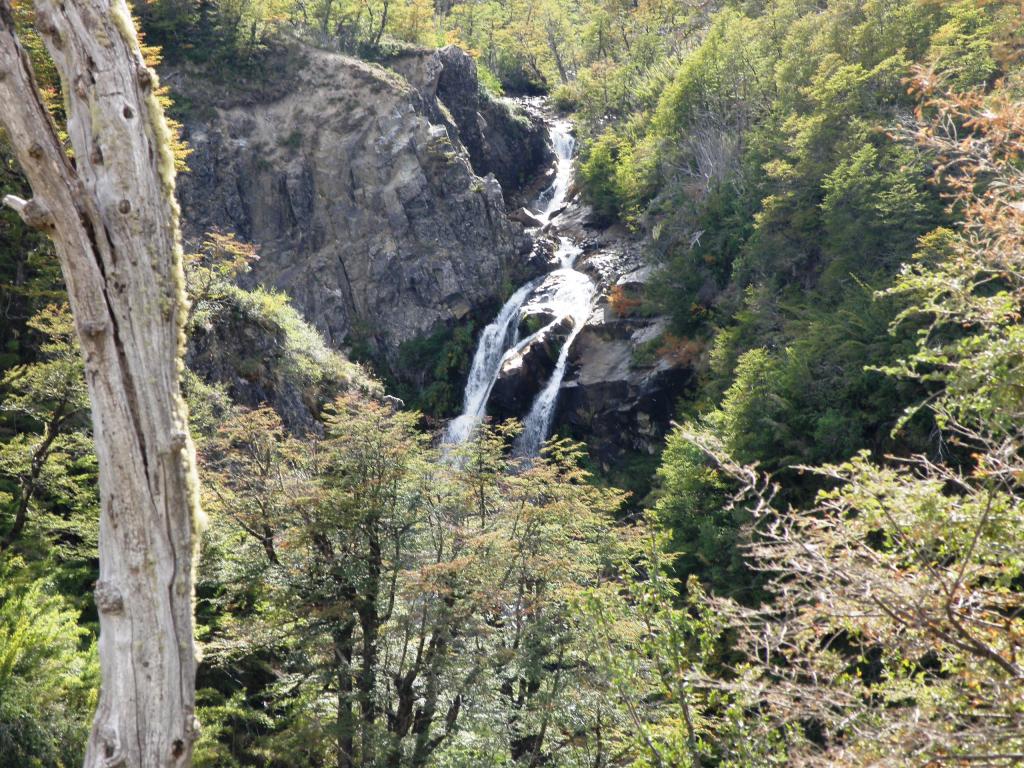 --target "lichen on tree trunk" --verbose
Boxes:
[0,1,202,766]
